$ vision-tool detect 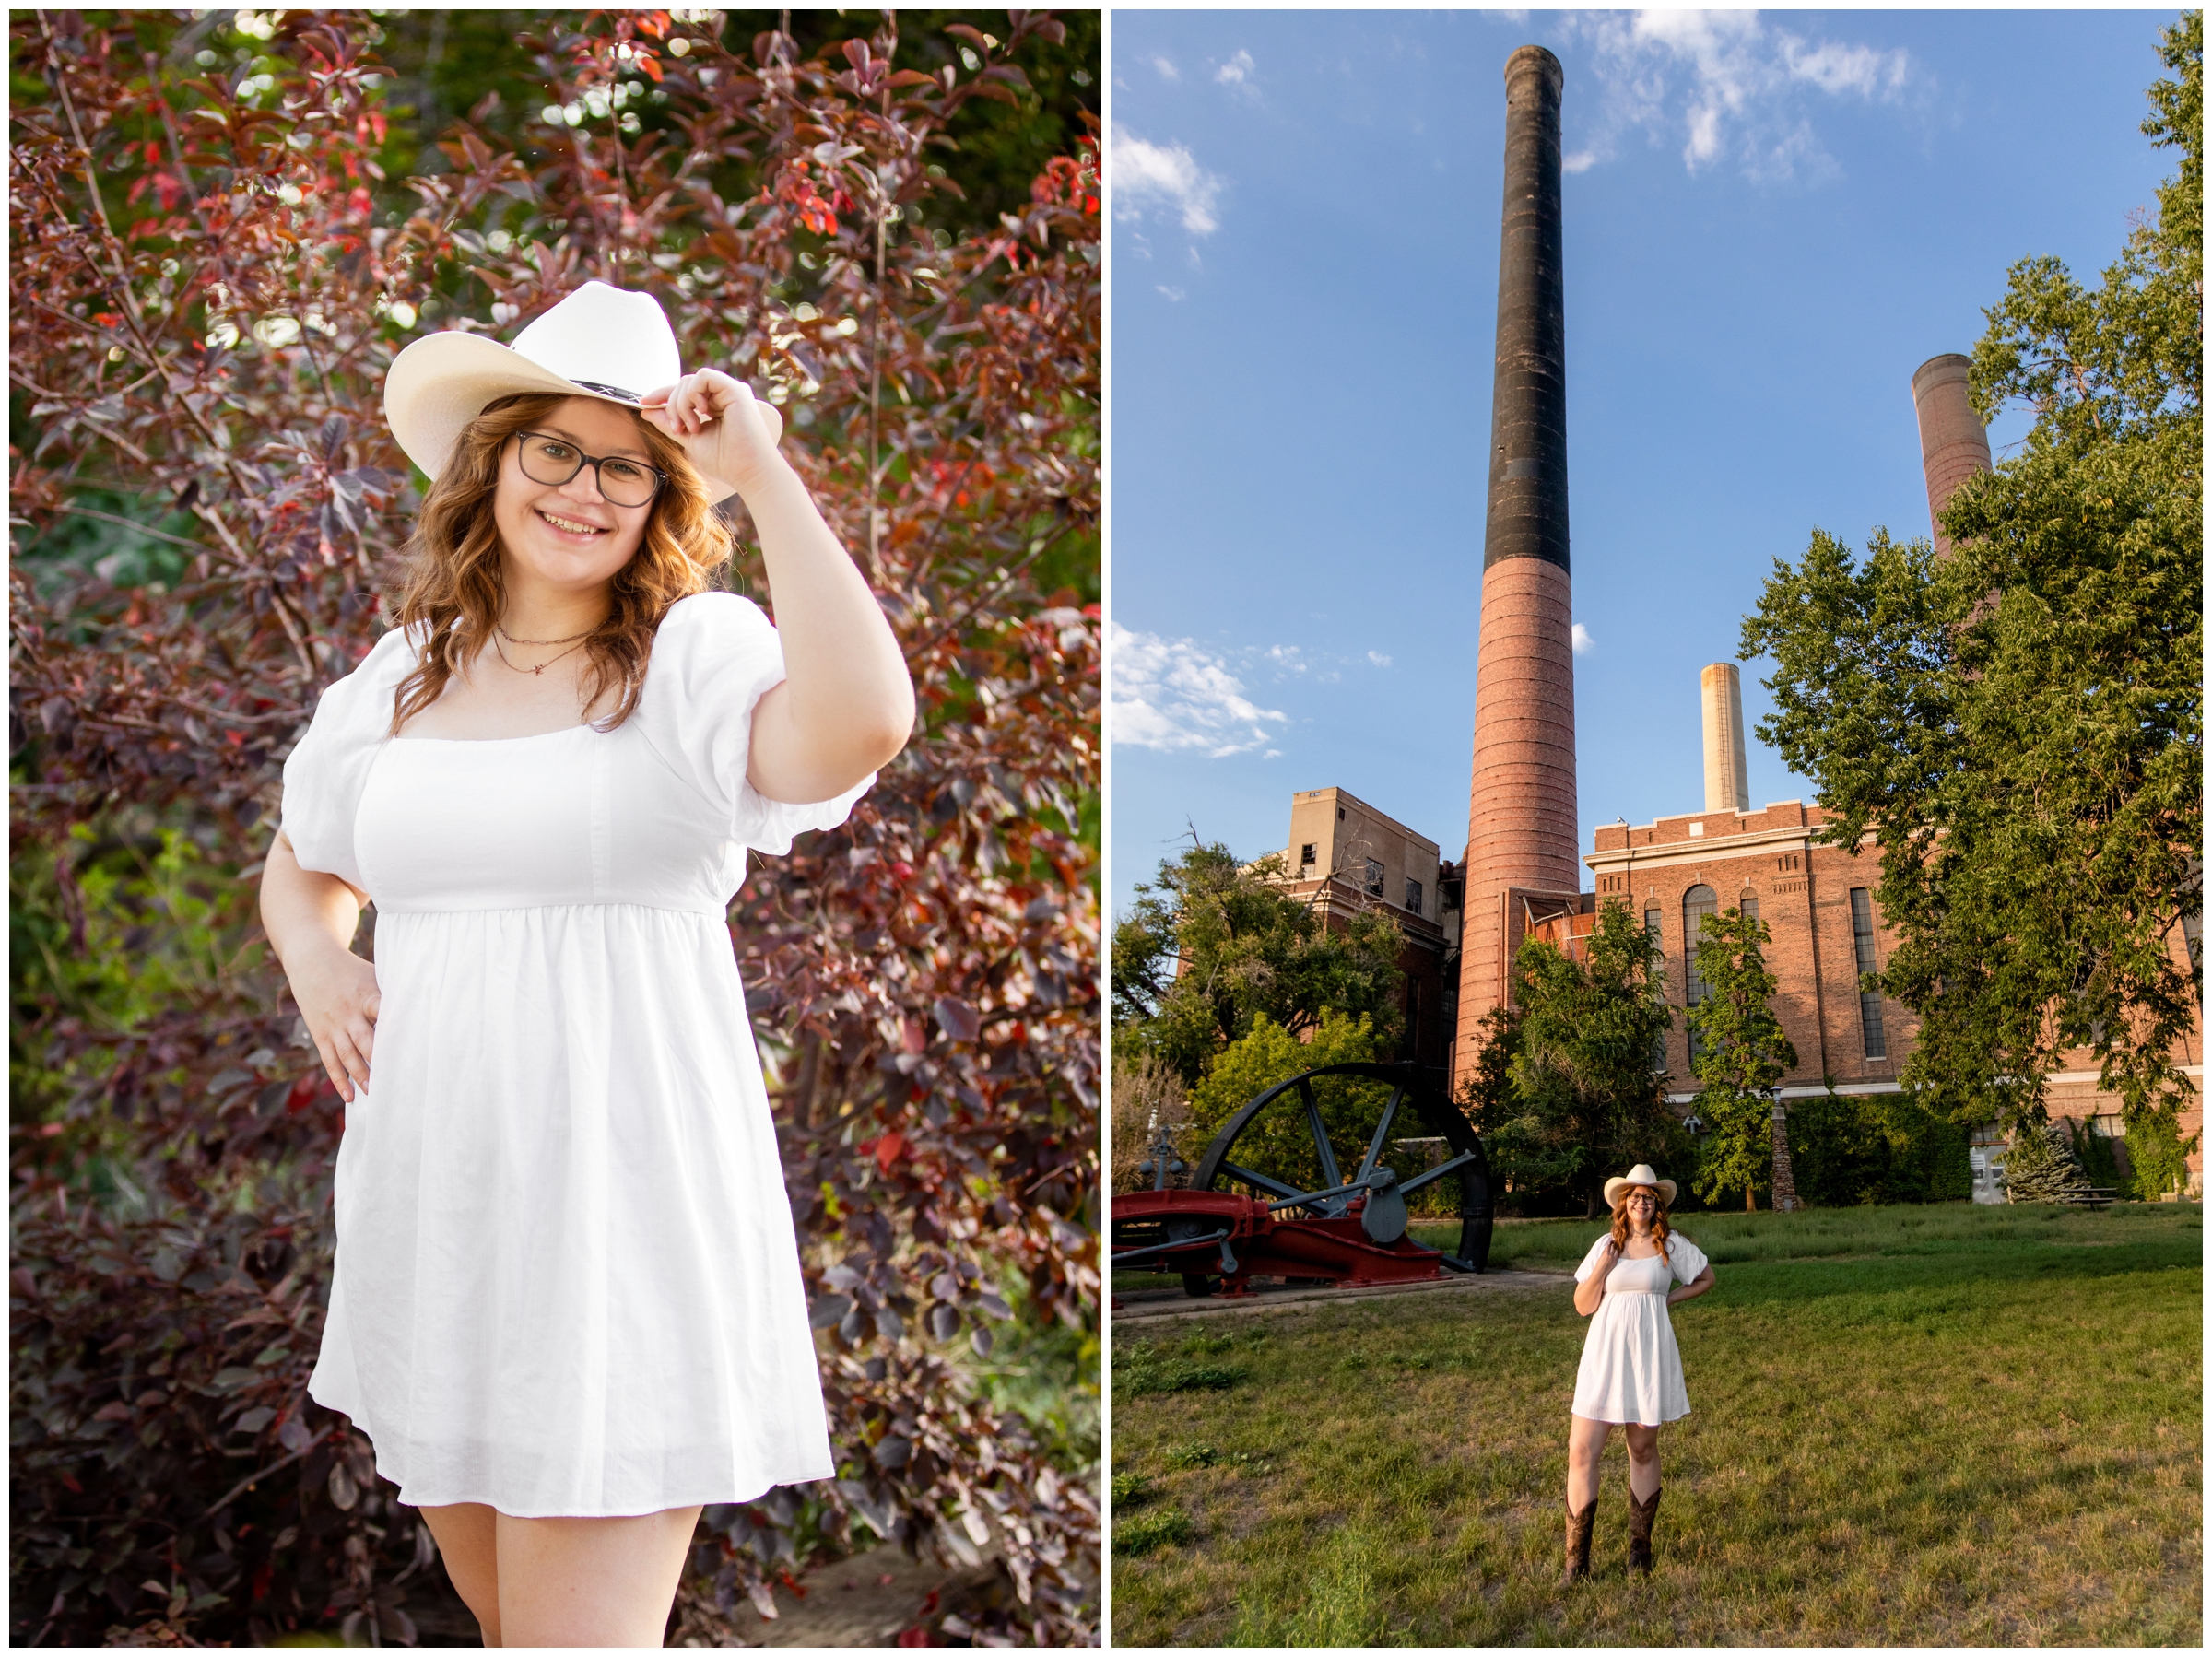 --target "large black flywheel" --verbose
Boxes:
[1189,1062,1493,1272]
